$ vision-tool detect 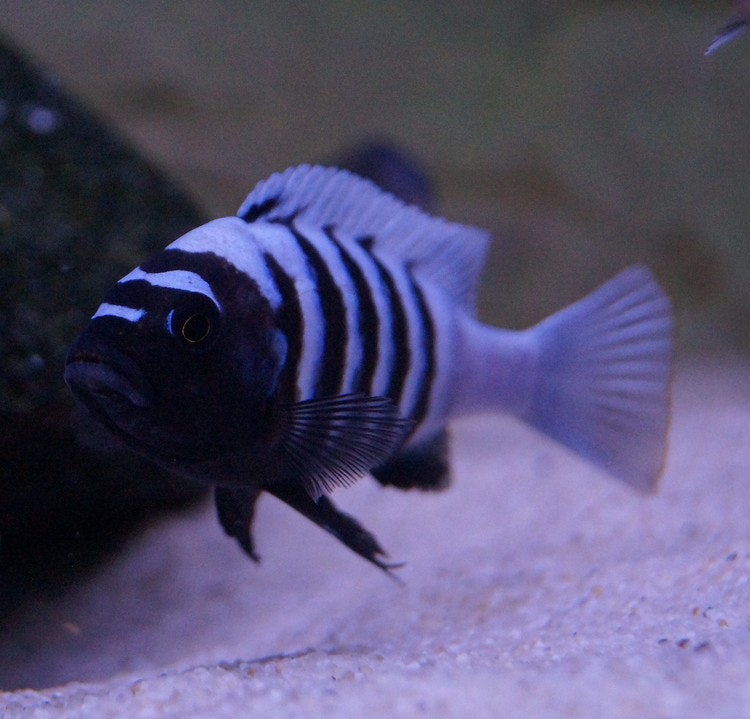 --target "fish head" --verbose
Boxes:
[65,251,286,468]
